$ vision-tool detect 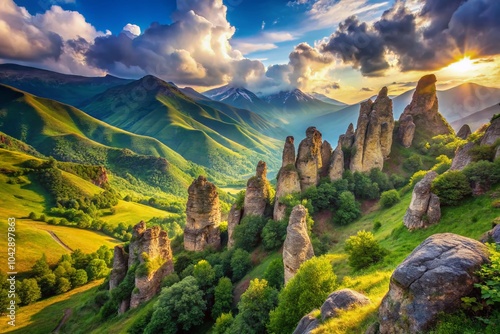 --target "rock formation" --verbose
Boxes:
[491,224,500,243]
[320,140,333,177]
[450,142,474,171]
[296,127,323,191]
[457,124,472,140]
[328,142,344,181]
[350,87,394,172]
[243,161,270,217]
[184,176,221,251]
[403,171,441,230]
[274,137,301,221]
[110,221,174,311]
[293,312,320,334]
[481,115,500,145]
[397,114,416,148]
[283,205,314,284]
[227,204,242,249]
[379,233,489,334]
[92,166,109,187]
[397,74,453,146]
[320,289,370,321]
